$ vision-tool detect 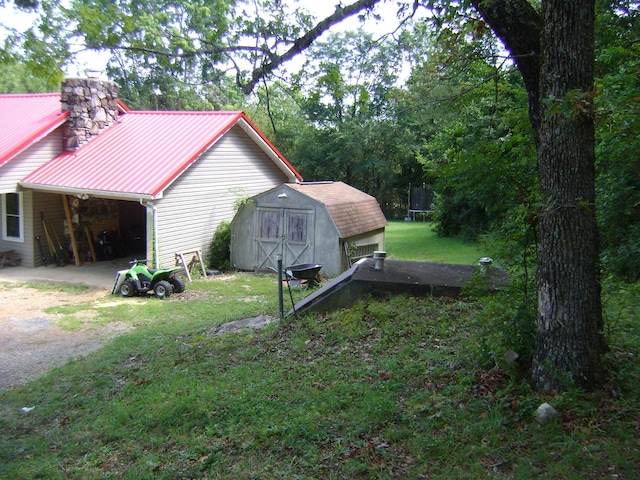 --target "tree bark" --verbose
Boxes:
[532,0,604,391]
